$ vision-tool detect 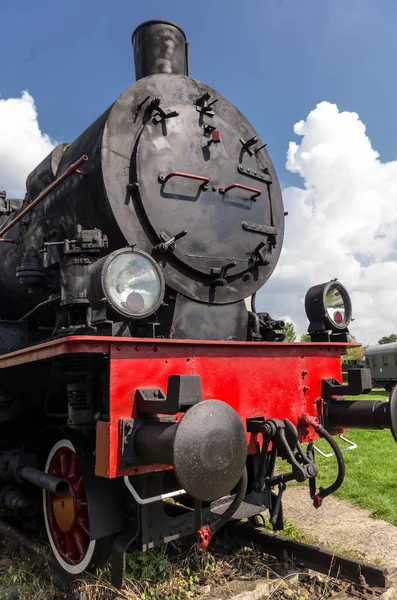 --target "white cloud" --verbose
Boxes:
[0,91,55,197]
[260,101,397,346]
